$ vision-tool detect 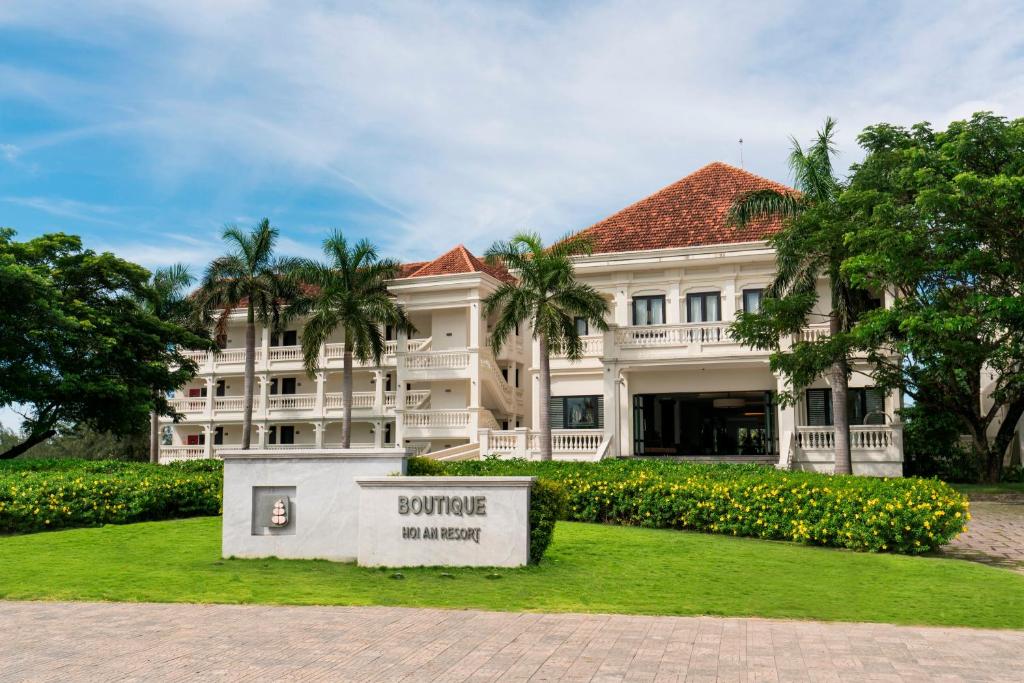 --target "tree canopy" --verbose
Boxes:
[843,112,1024,480]
[0,230,210,458]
